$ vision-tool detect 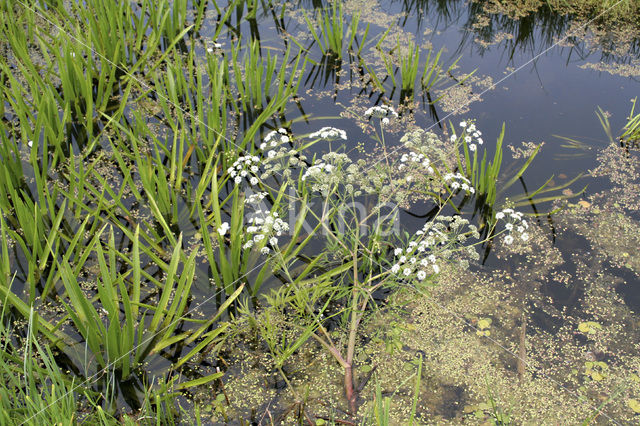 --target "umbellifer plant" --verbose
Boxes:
[232,107,534,414]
